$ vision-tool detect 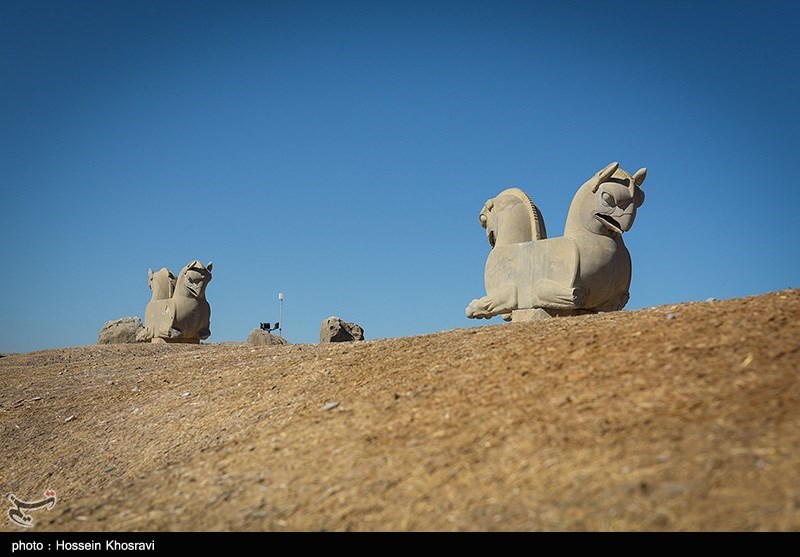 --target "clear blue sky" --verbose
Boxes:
[2,0,798,353]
